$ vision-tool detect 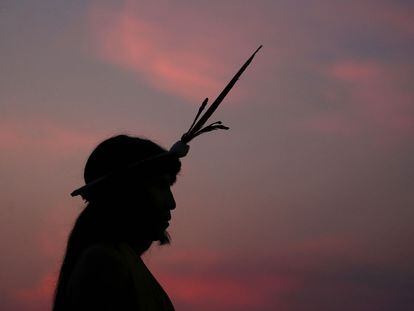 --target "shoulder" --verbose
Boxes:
[66,244,136,309]
[70,243,130,286]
